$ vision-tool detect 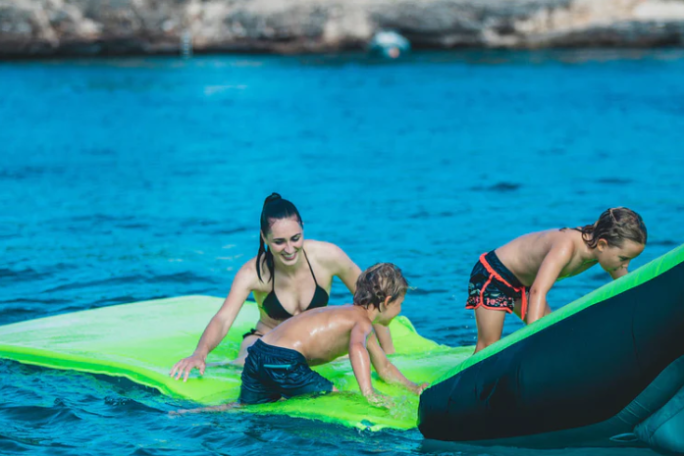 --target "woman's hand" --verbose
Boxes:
[170,354,206,382]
